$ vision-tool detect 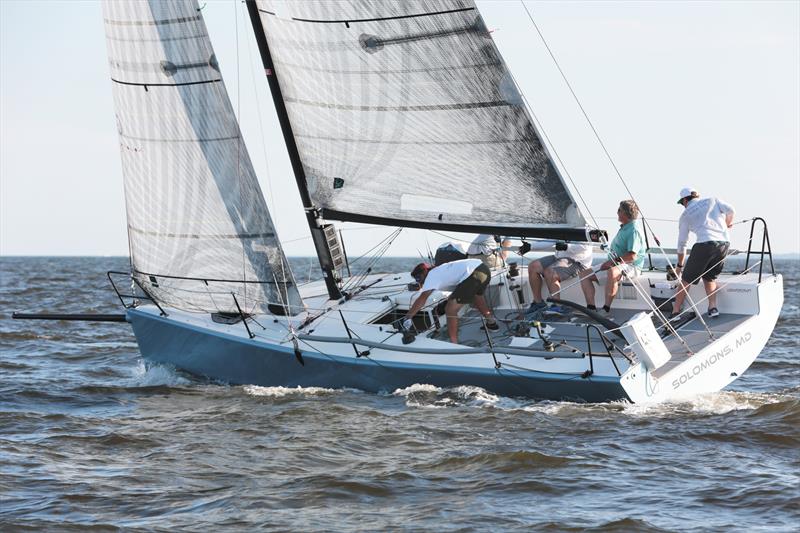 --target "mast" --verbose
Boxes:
[245,0,343,300]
